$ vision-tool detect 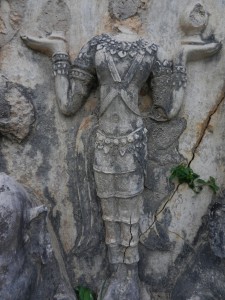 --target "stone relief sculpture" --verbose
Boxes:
[0,173,76,300]
[20,2,221,299]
